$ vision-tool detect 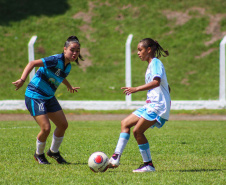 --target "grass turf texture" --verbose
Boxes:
[0,120,225,184]
[1,0,226,101]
